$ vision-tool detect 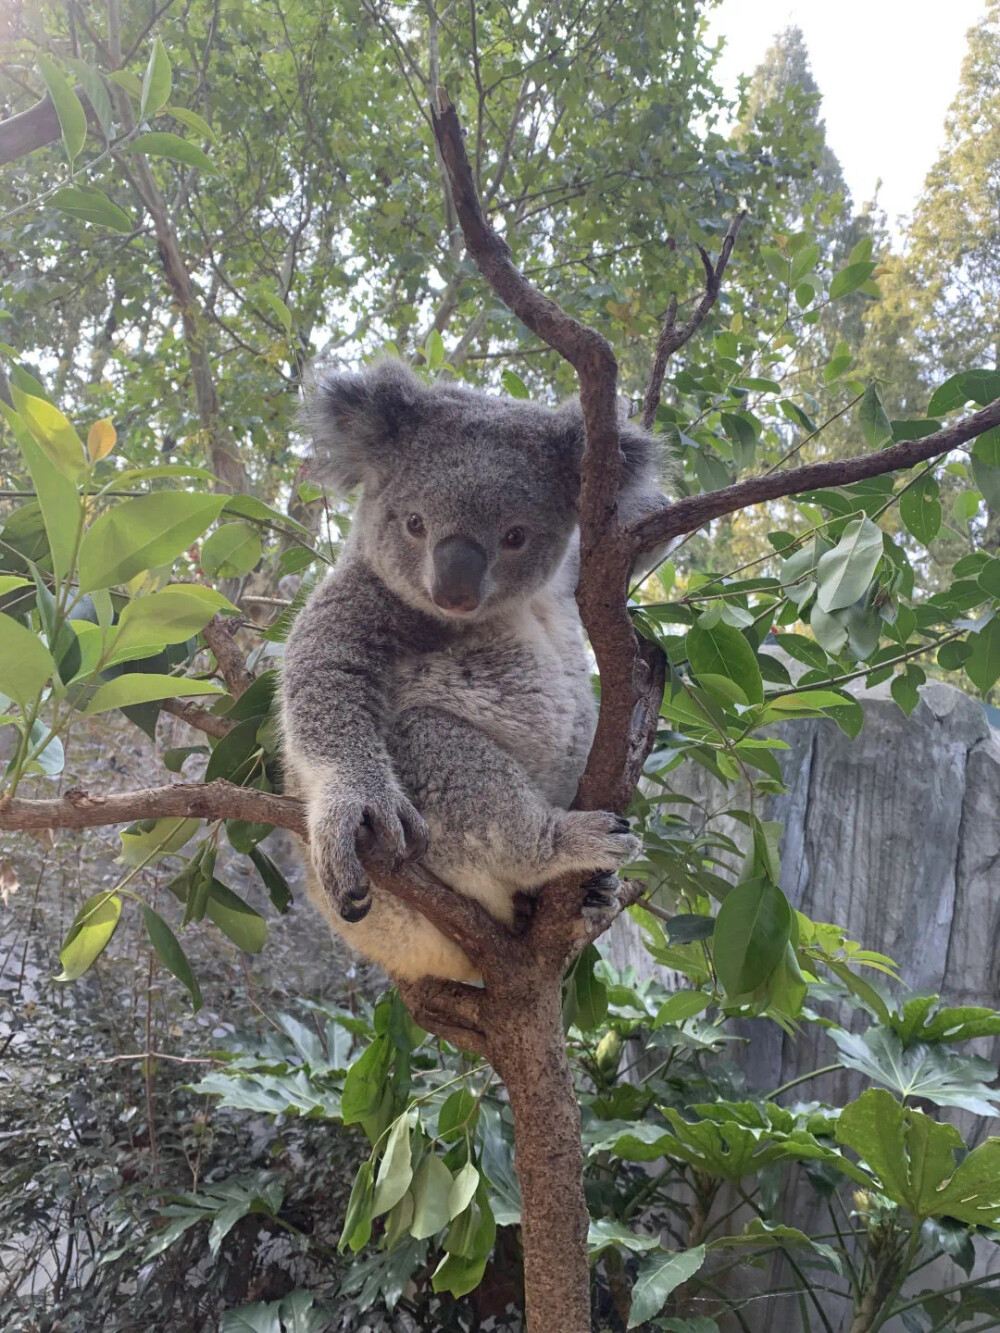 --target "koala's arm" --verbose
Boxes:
[282,560,428,918]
